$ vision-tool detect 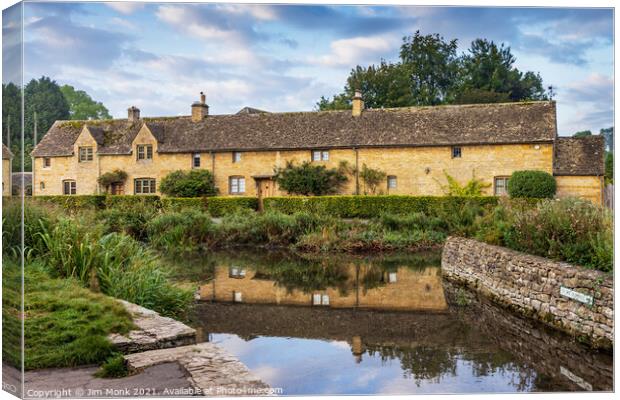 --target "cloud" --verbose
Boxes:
[106,3,145,15]
[563,73,613,103]
[310,35,396,67]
